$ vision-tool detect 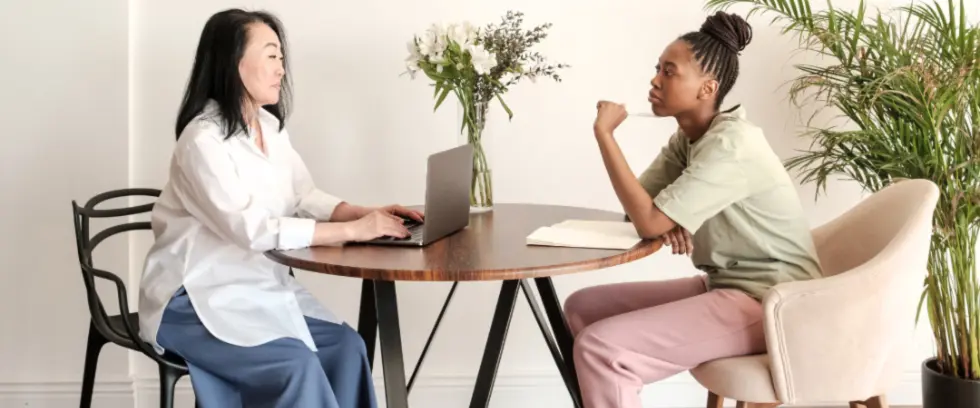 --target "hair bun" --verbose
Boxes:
[699,11,753,53]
